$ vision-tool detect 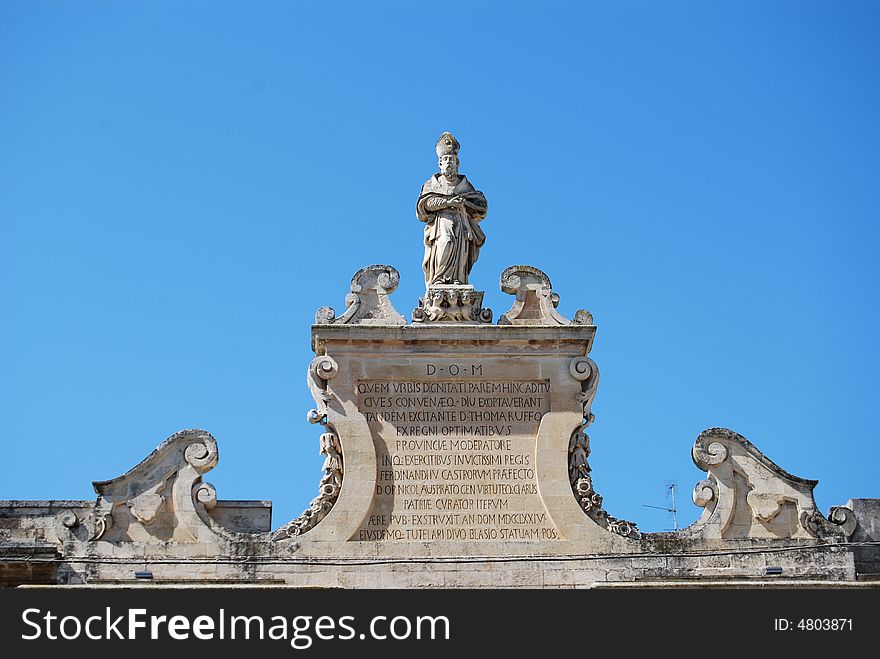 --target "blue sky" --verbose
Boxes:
[2,1,878,532]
